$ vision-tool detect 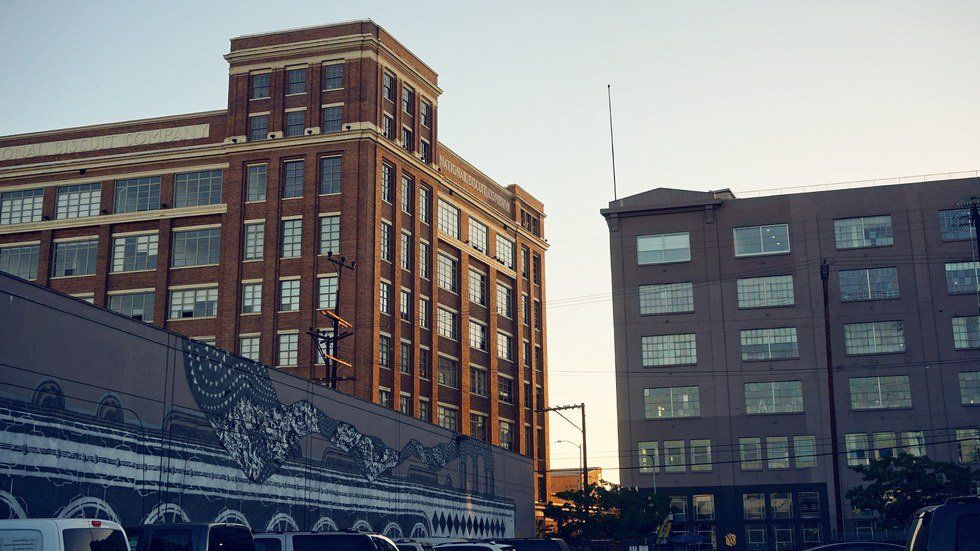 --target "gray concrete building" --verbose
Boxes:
[602,178,980,549]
